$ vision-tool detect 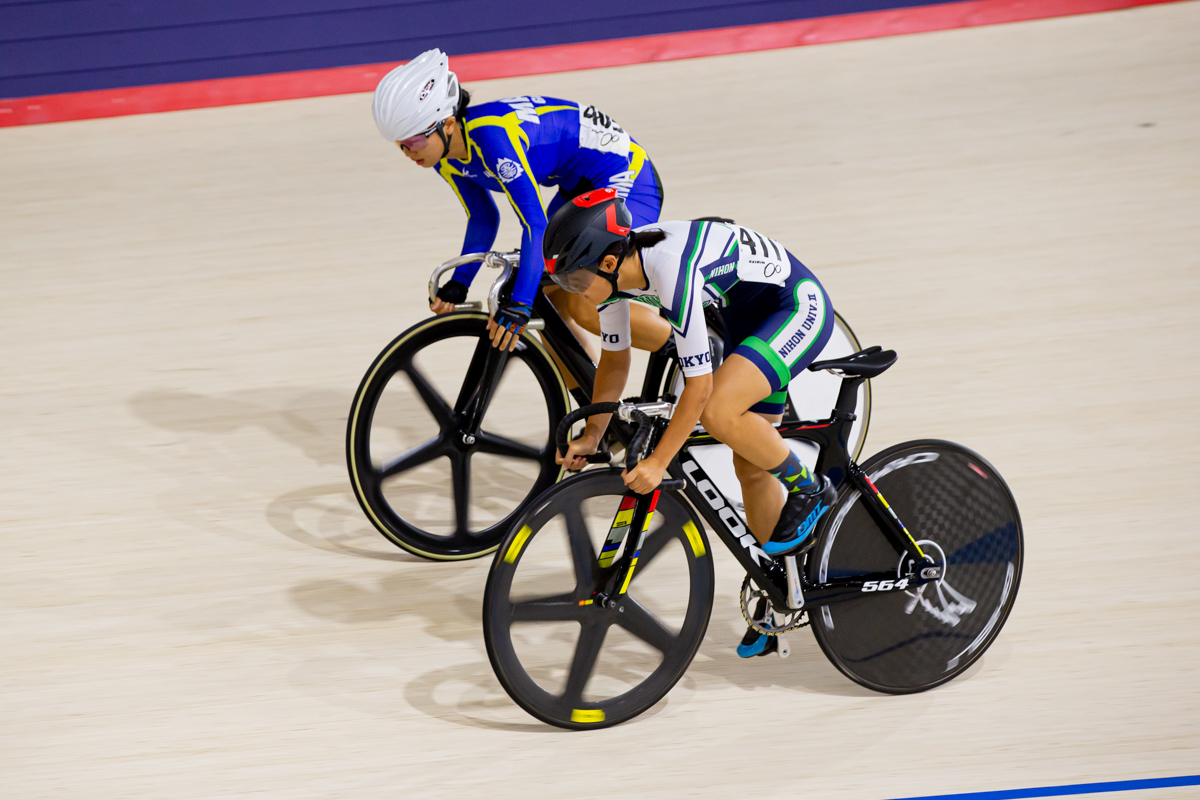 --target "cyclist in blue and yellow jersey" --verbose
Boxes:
[543,189,839,660]
[372,49,672,356]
